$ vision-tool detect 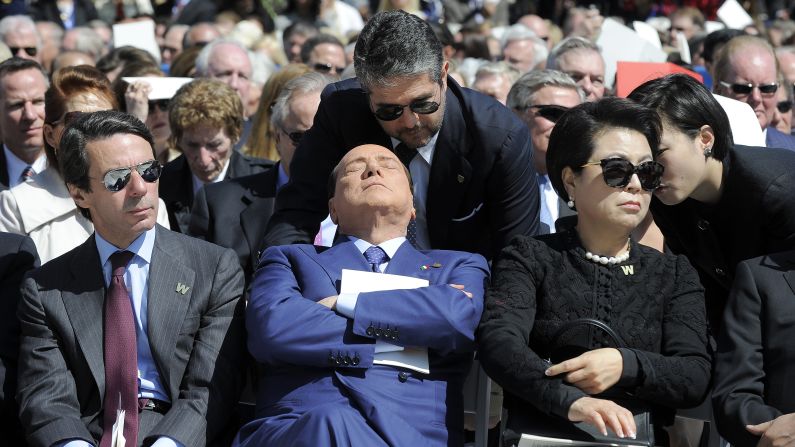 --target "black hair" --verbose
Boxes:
[628,73,732,160]
[0,57,48,92]
[547,97,661,202]
[299,33,345,63]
